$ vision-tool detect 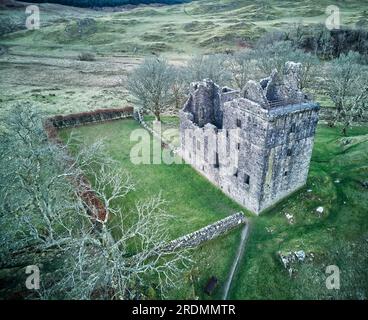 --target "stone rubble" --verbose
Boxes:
[278,250,311,276]
[316,206,324,216]
[285,213,295,224]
